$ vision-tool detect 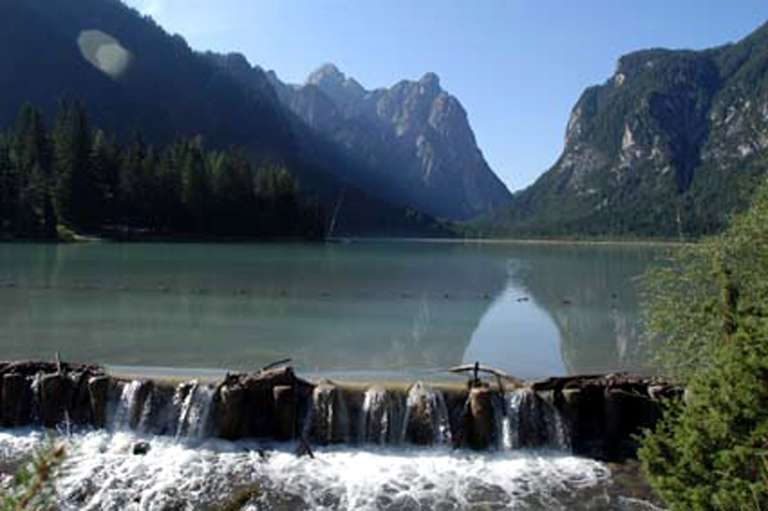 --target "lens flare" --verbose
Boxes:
[77,29,133,79]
